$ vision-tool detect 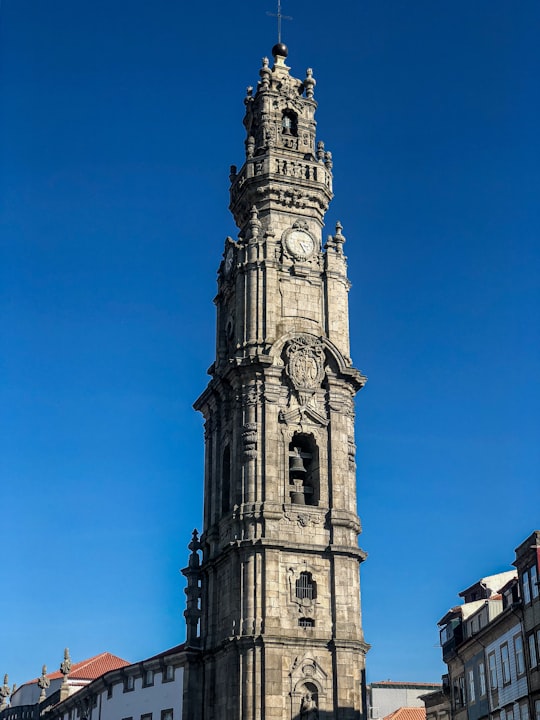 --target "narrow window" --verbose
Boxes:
[468,670,475,703]
[531,564,539,599]
[458,677,465,707]
[523,569,531,604]
[478,662,486,697]
[488,652,497,689]
[529,633,538,668]
[521,702,529,720]
[221,445,231,514]
[515,635,525,675]
[501,644,511,684]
